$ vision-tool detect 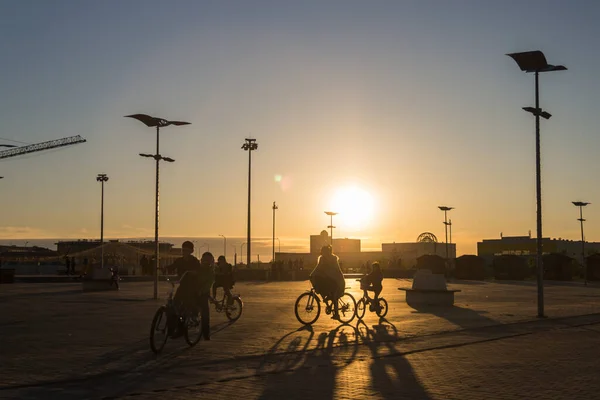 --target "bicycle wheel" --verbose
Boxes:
[294,292,321,325]
[225,297,243,321]
[376,298,389,318]
[337,293,357,324]
[184,314,203,347]
[149,306,169,354]
[213,286,226,304]
[356,298,367,320]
